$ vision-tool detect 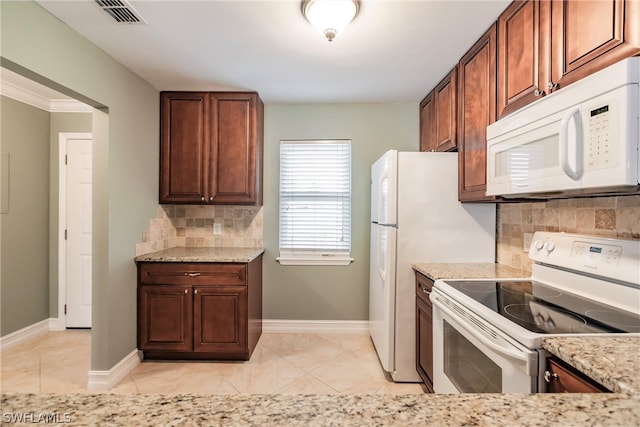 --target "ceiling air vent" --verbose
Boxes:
[95,0,146,24]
